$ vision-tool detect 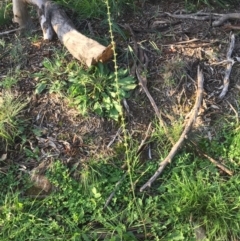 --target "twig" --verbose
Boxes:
[165,11,240,27]
[107,127,122,148]
[226,100,239,124]
[103,172,127,209]
[0,27,24,36]
[212,13,240,27]
[137,122,152,155]
[222,24,240,31]
[140,66,204,192]
[136,68,175,144]
[162,38,200,46]
[136,69,163,125]
[165,12,220,21]
[189,140,233,176]
[219,34,235,99]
